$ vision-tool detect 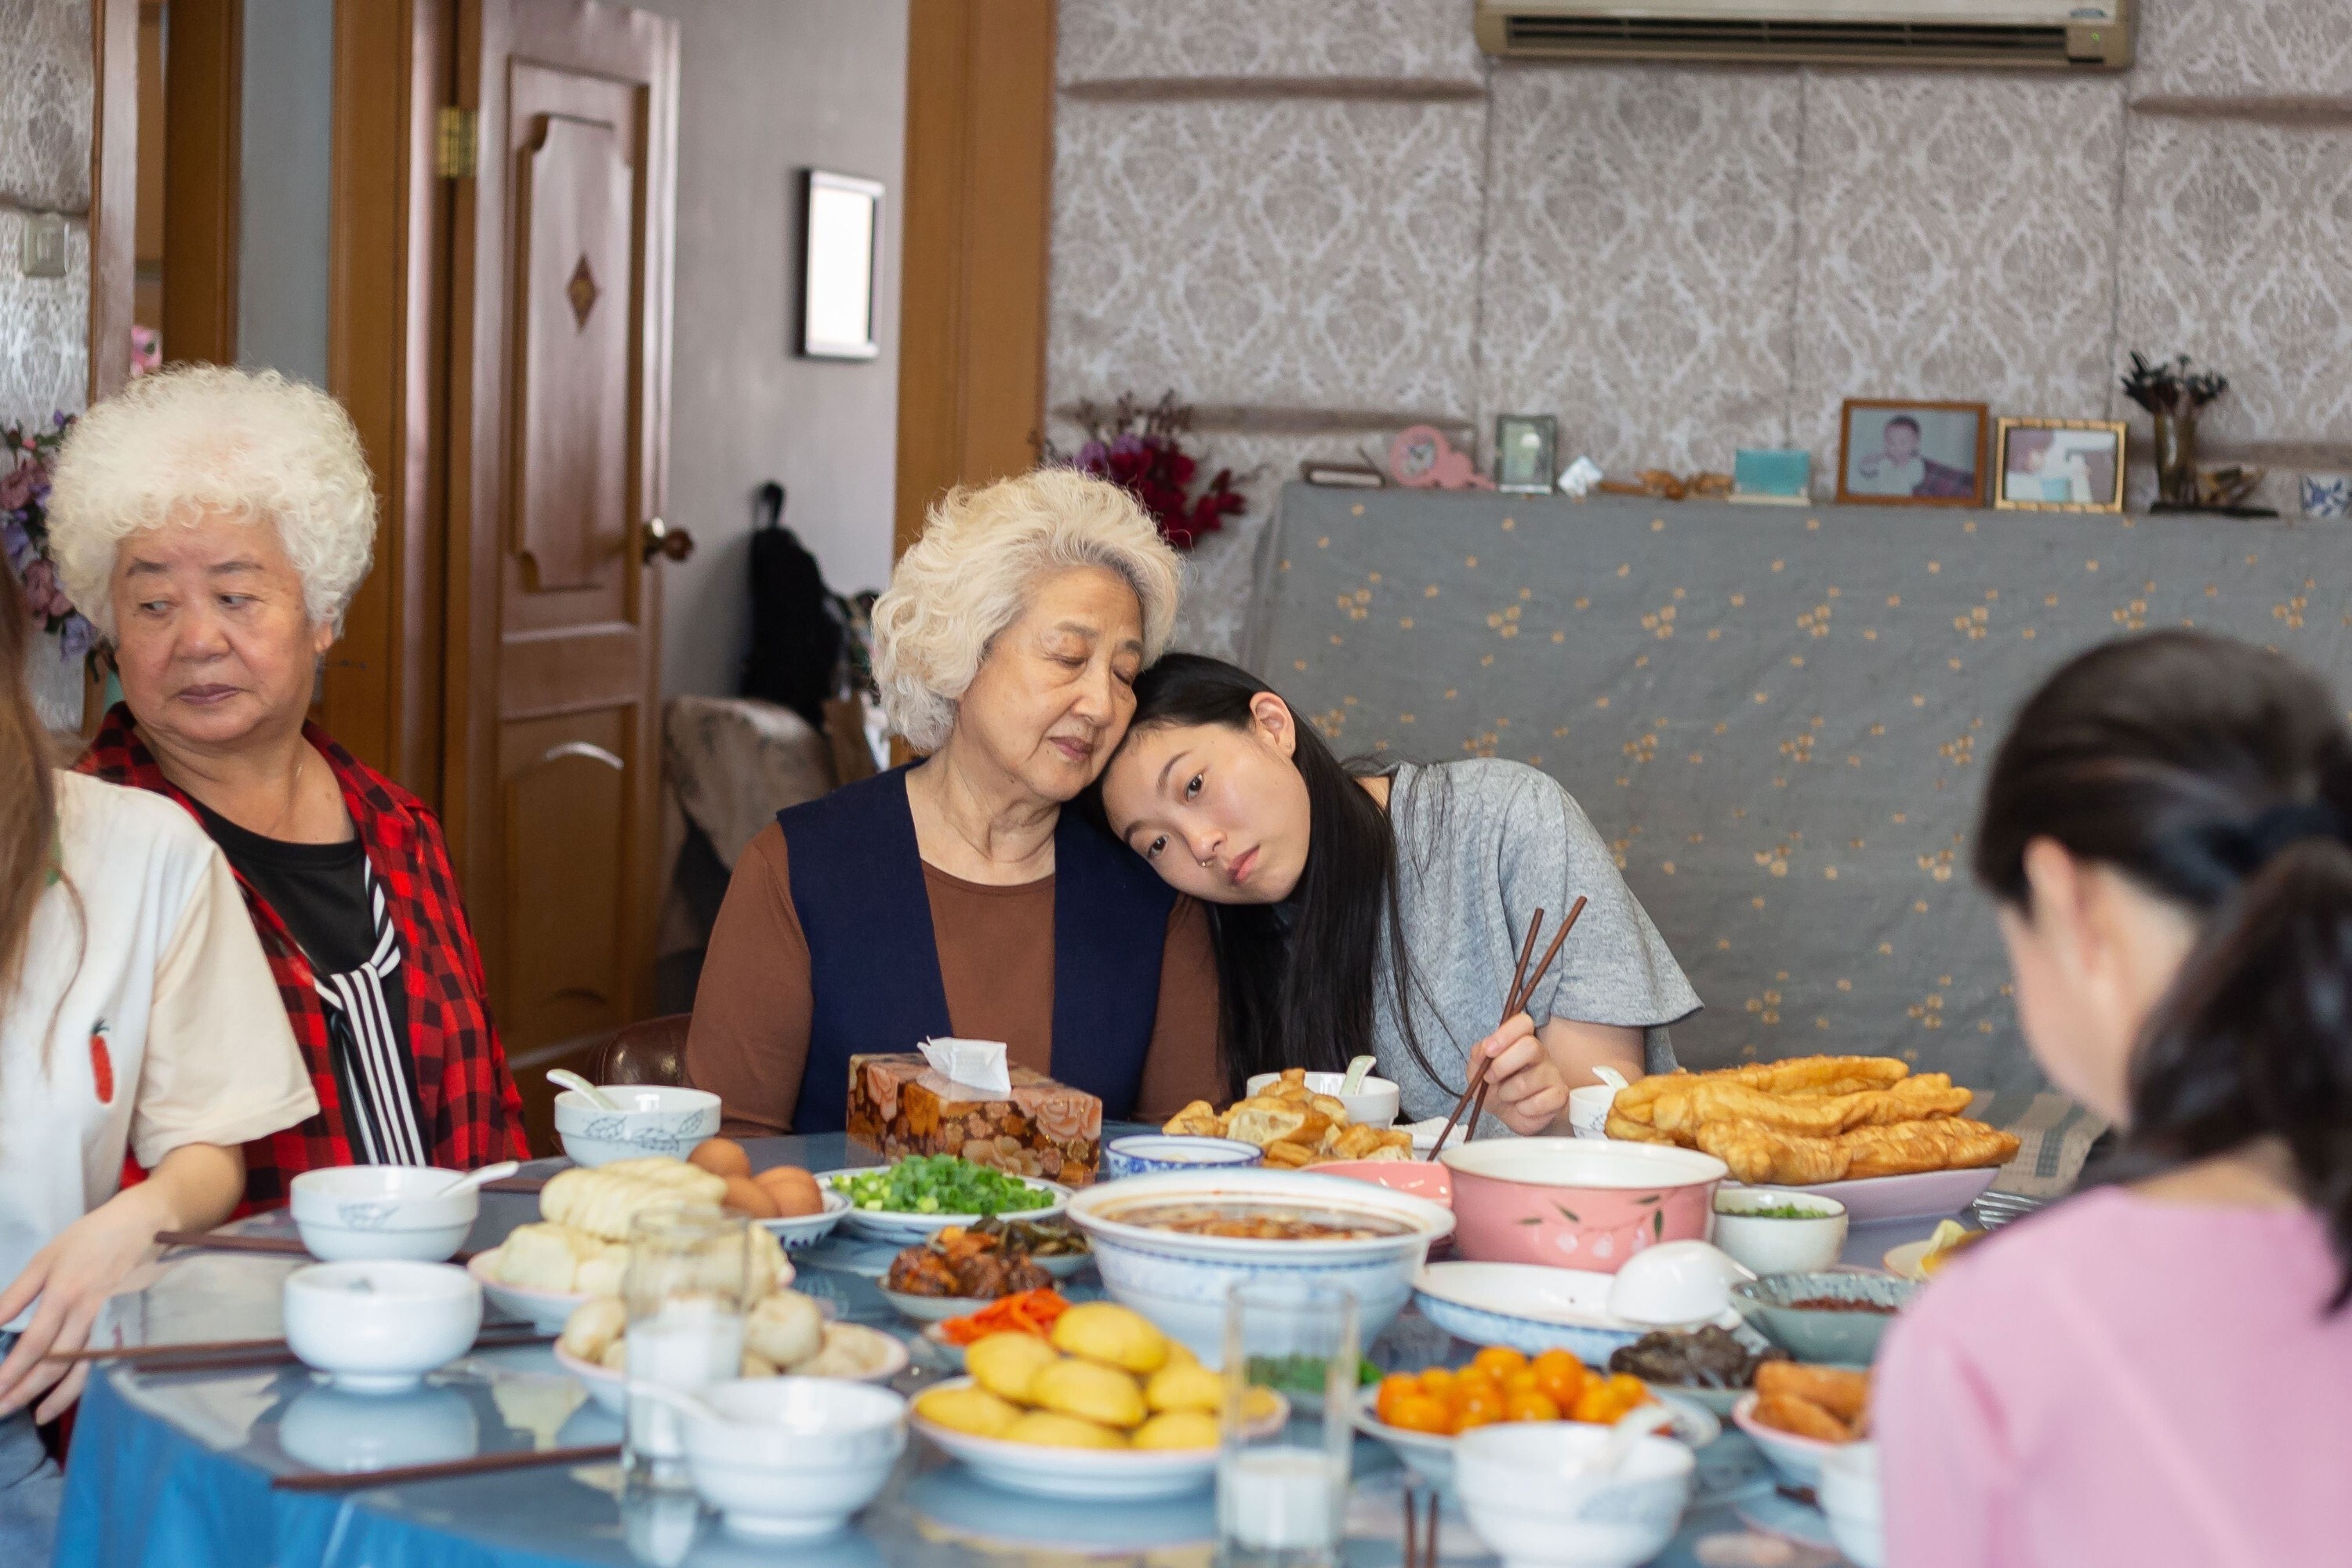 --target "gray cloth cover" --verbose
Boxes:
[1247,484,2352,1105]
